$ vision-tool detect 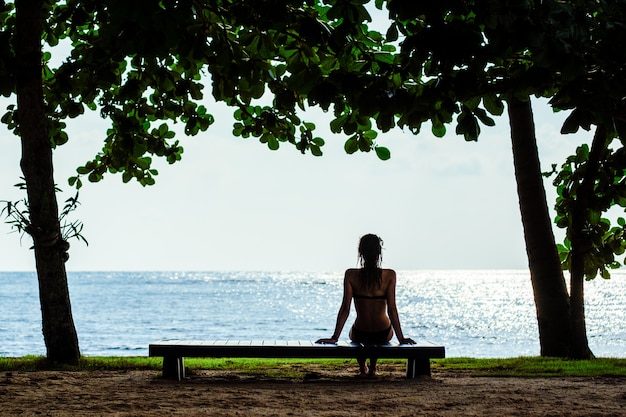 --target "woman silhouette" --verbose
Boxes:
[316,234,415,376]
